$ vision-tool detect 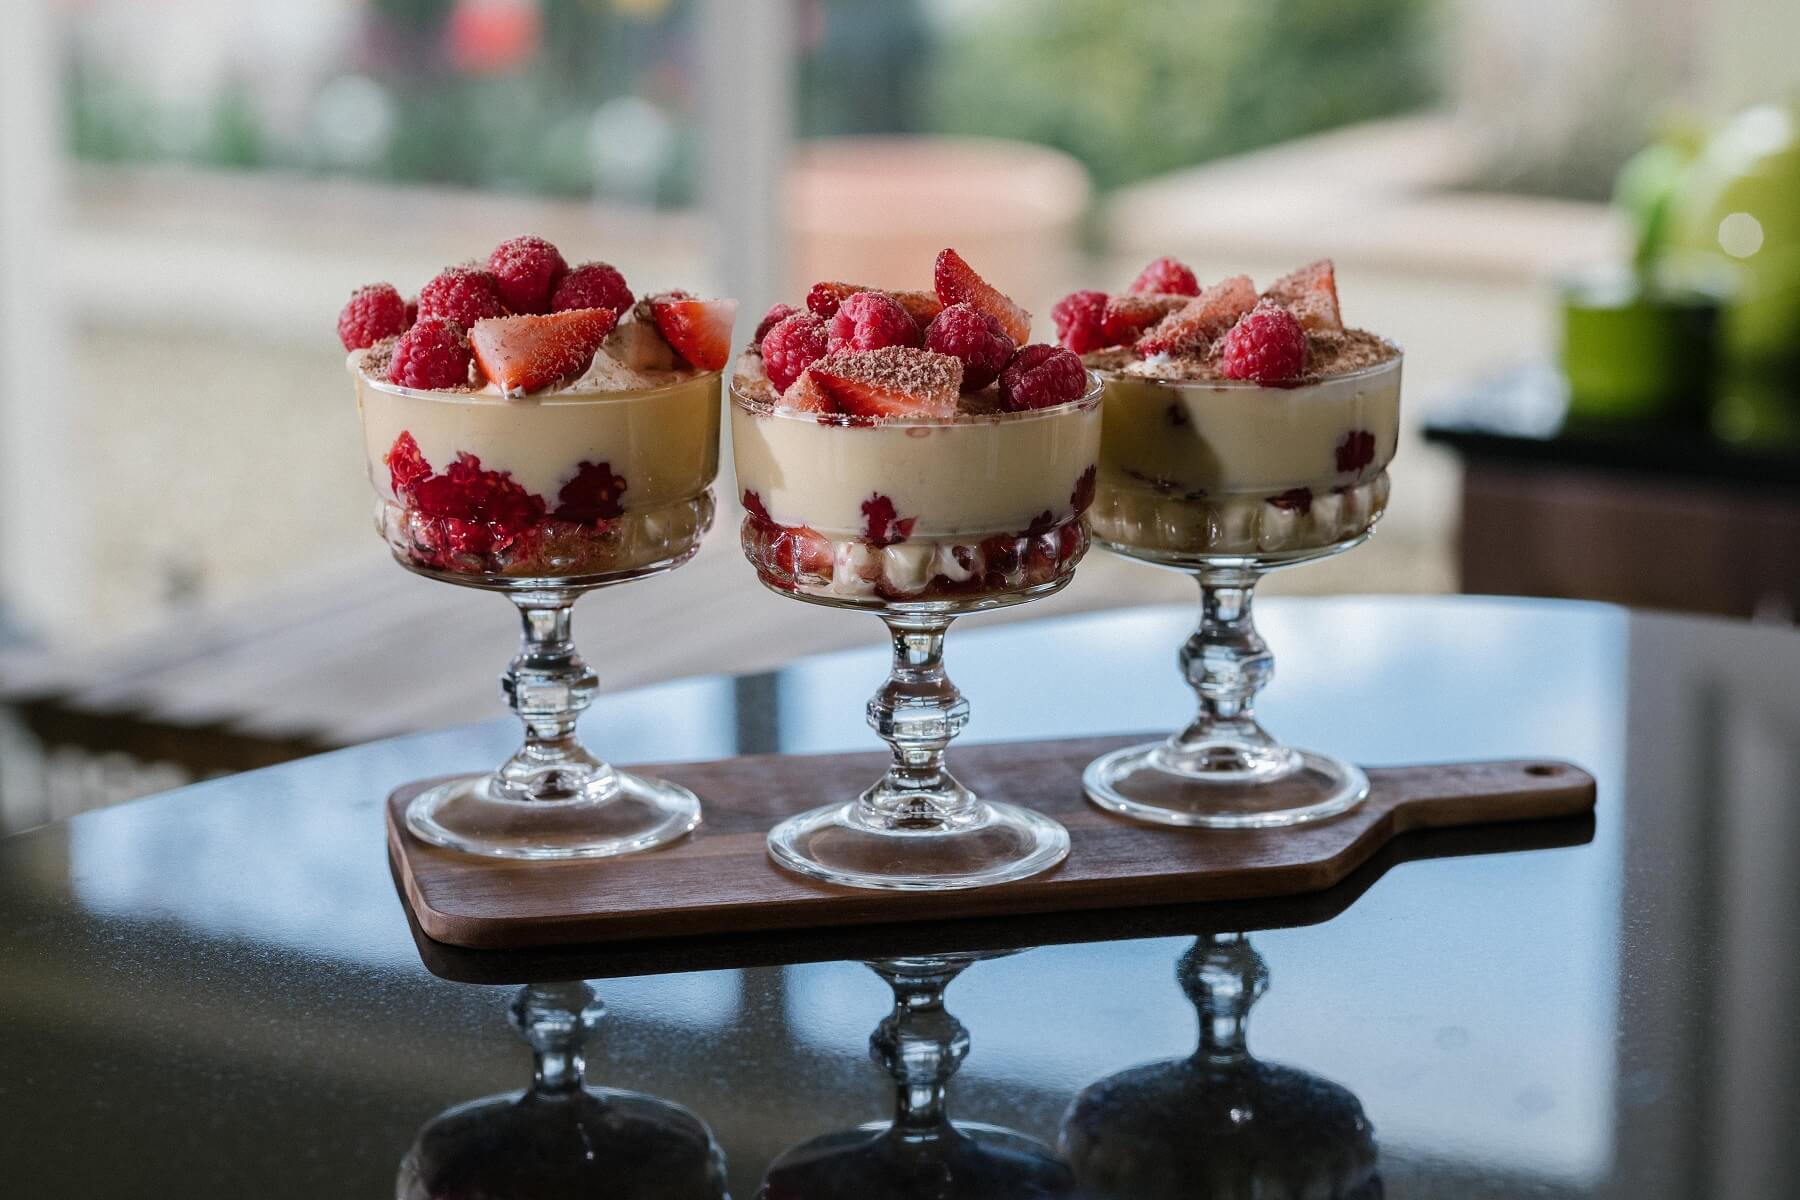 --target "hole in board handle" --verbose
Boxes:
[1524,764,1561,777]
